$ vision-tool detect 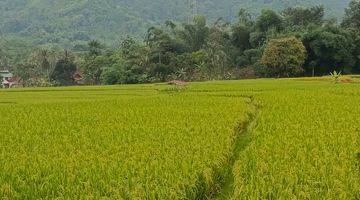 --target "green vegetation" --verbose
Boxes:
[2,1,360,86]
[261,37,306,77]
[330,70,342,83]
[0,78,359,199]
[232,80,360,199]
[0,0,350,46]
[0,83,253,199]
[1,1,359,199]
